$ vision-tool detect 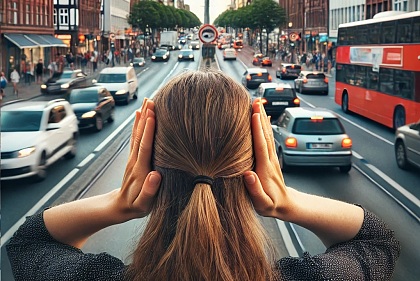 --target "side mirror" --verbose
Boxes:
[92,79,97,84]
[47,123,61,131]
